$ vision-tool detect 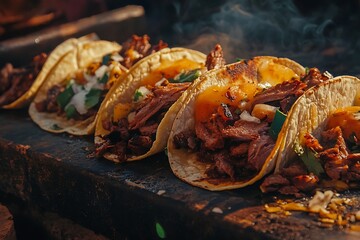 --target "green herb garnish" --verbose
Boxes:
[133,90,143,102]
[269,110,287,139]
[305,67,310,75]
[65,104,77,119]
[85,89,102,109]
[169,69,201,83]
[294,140,324,176]
[98,73,109,84]
[236,58,243,62]
[56,85,75,109]
[155,222,166,239]
[102,54,111,65]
